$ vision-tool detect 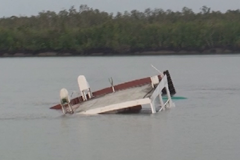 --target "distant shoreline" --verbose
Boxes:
[1,6,240,58]
[0,48,239,57]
